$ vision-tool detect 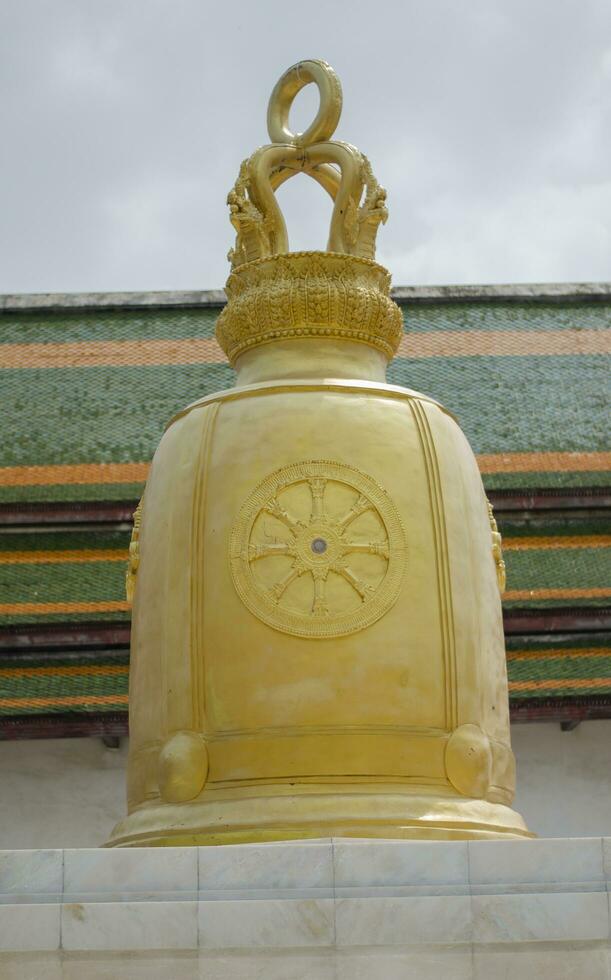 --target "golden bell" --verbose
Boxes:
[108,60,530,845]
